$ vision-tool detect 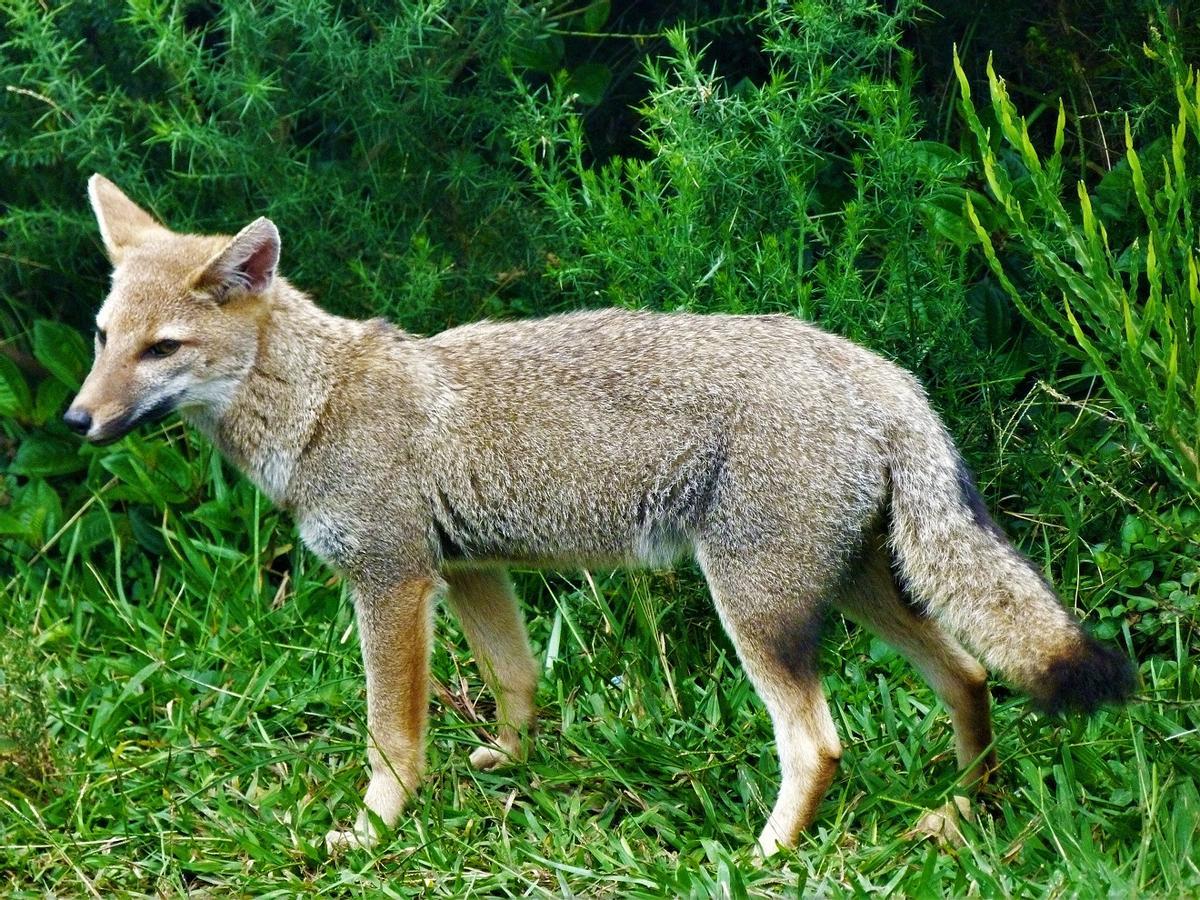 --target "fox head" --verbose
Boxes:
[65,175,280,443]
